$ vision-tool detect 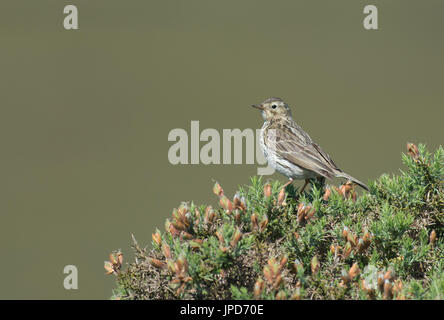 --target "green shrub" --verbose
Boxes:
[106,144,443,300]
